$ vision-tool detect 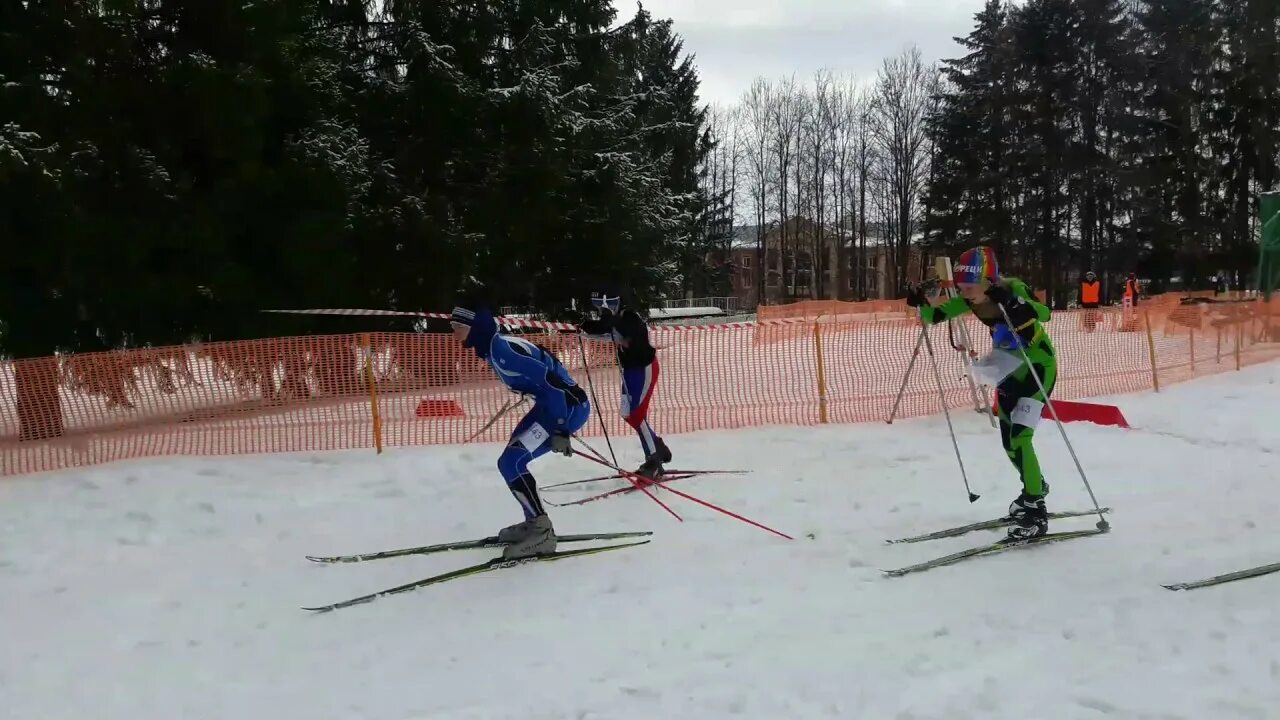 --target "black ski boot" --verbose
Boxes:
[1007,492,1048,540]
[1006,481,1048,518]
[634,438,673,484]
[634,456,666,483]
